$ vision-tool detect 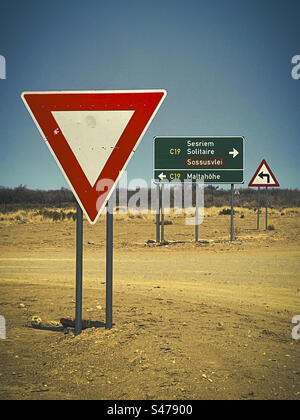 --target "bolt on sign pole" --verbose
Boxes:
[156,183,160,243]
[161,183,165,243]
[75,202,83,336]
[257,187,261,230]
[230,184,234,242]
[106,198,114,330]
